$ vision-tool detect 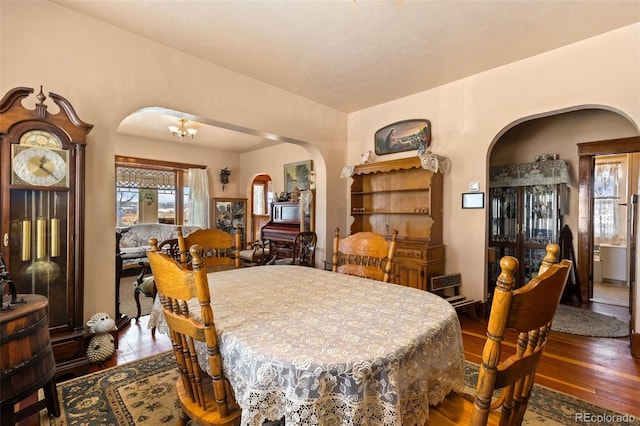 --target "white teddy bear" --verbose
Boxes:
[86,312,117,363]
